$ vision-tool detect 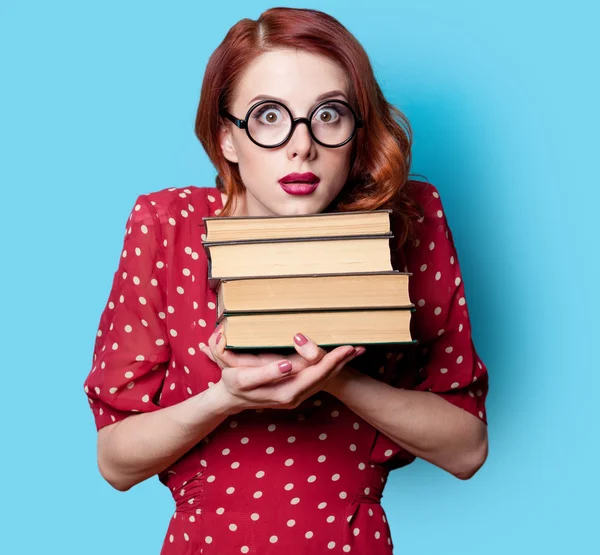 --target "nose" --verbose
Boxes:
[286,118,314,155]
